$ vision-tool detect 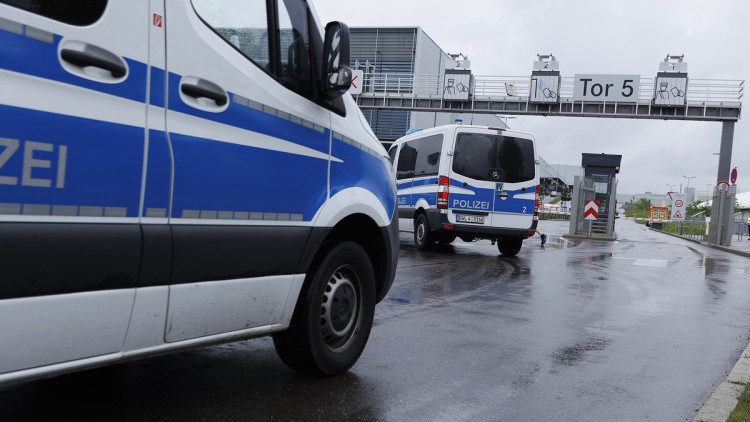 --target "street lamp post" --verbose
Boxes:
[682,175,695,194]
